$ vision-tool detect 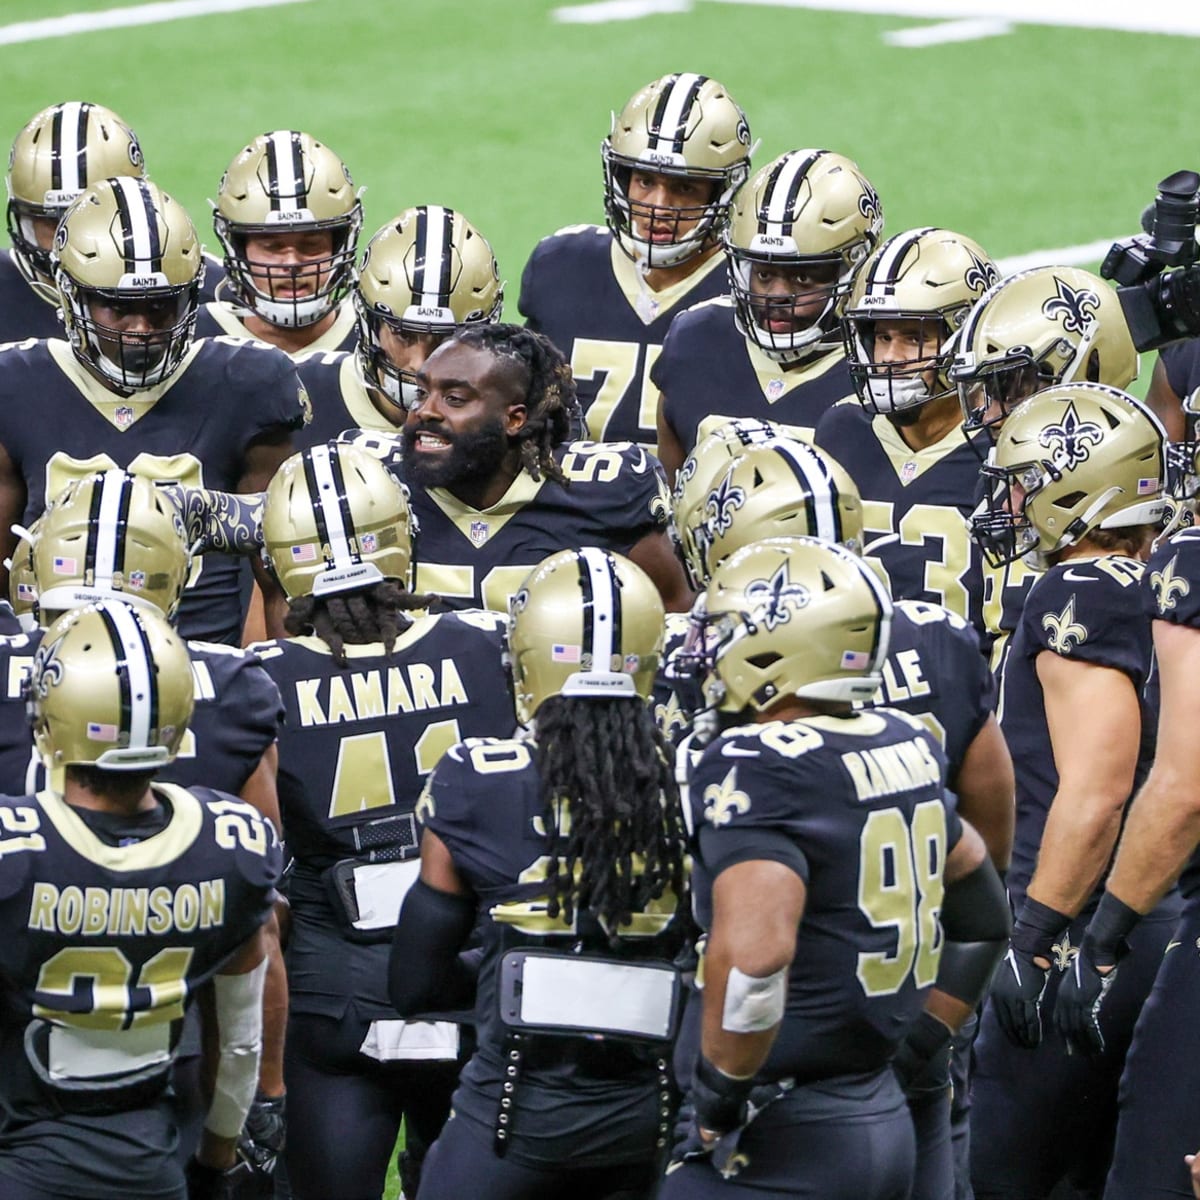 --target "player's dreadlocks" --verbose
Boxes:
[532,694,688,943]
[284,580,442,667]
[450,323,576,485]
